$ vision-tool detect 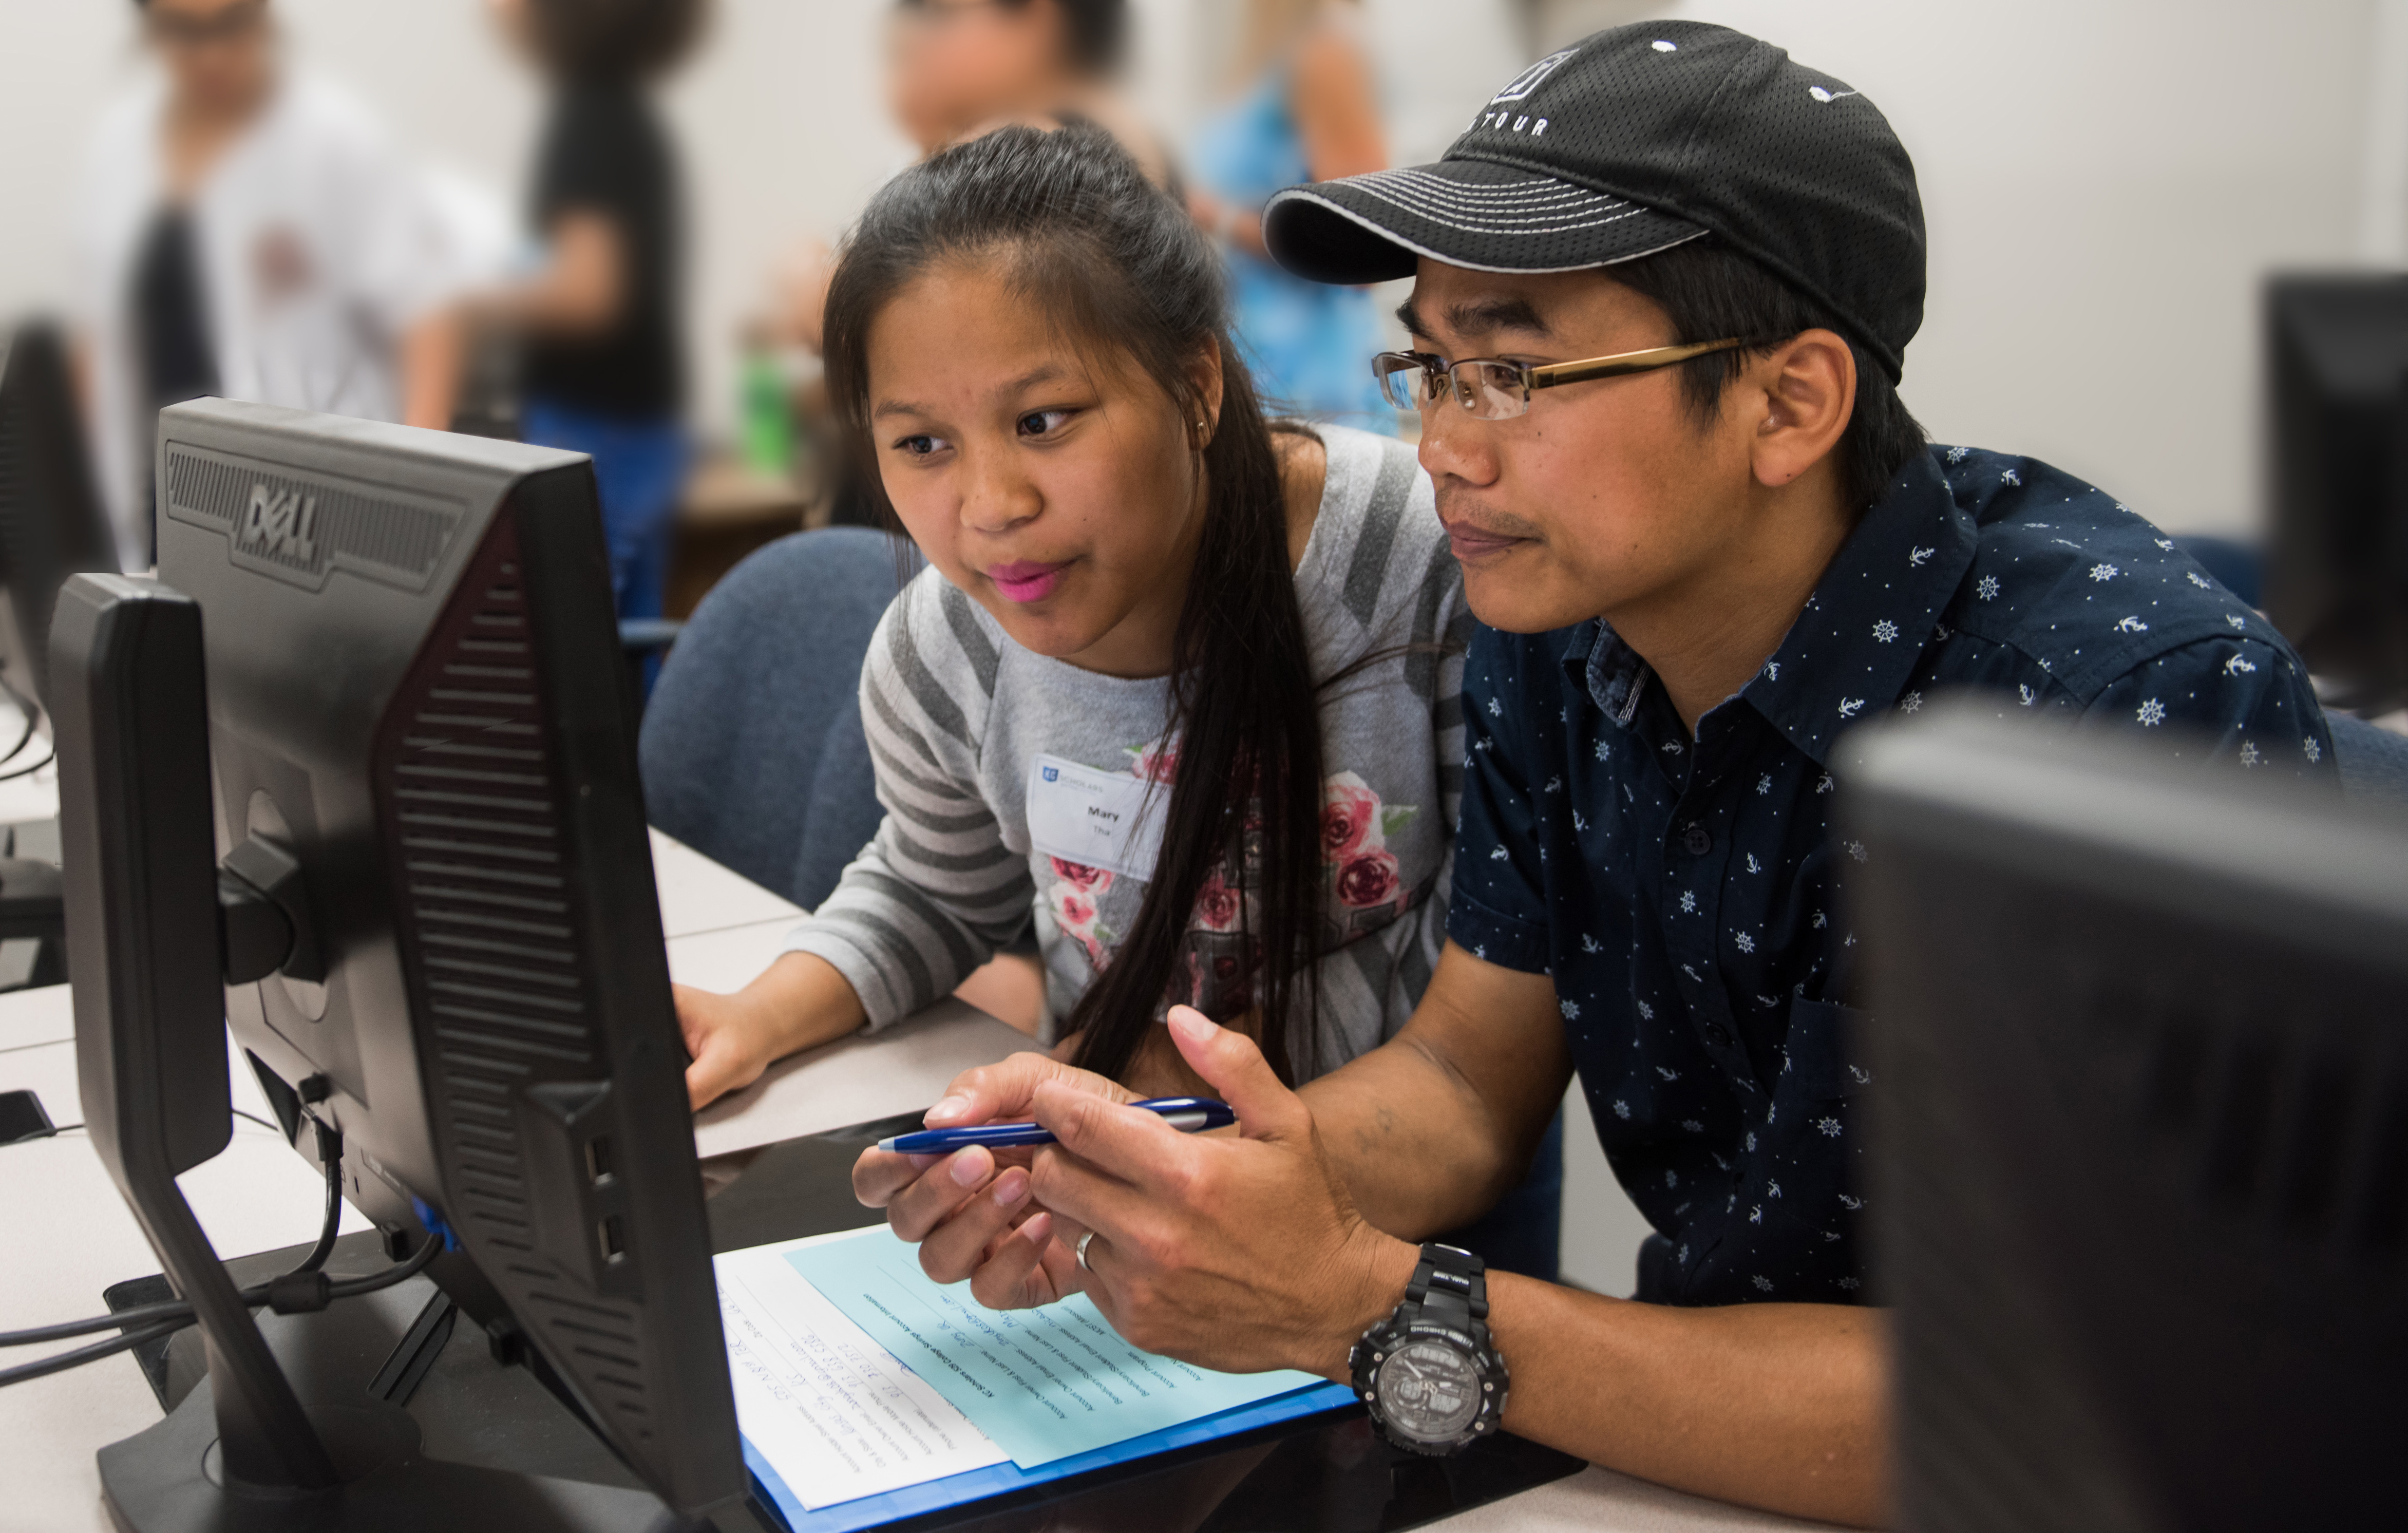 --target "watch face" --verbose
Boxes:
[1375,1337,1482,1442]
